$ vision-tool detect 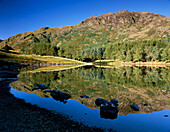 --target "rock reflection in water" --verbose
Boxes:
[95,98,119,119]
[50,90,71,103]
